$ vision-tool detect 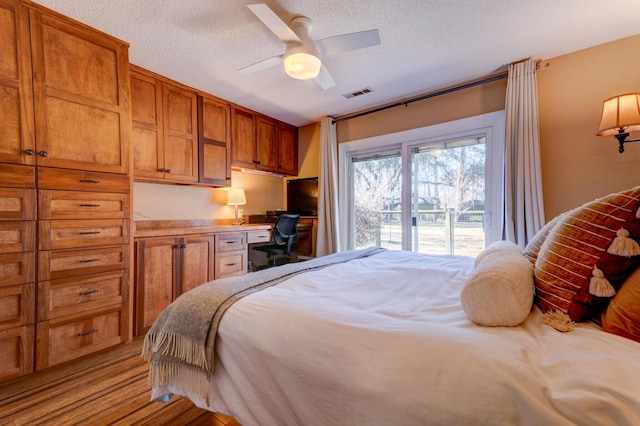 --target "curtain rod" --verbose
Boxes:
[332,71,508,125]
